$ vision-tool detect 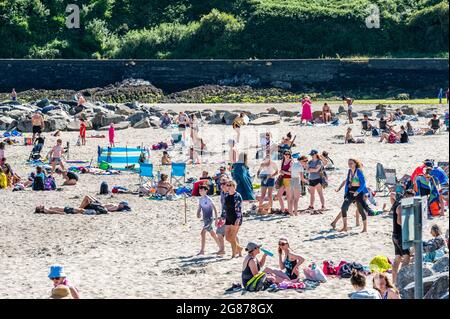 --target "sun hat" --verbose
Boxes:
[309,149,319,156]
[48,265,67,279]
[50,285,72,299]
[245,242,262,252]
